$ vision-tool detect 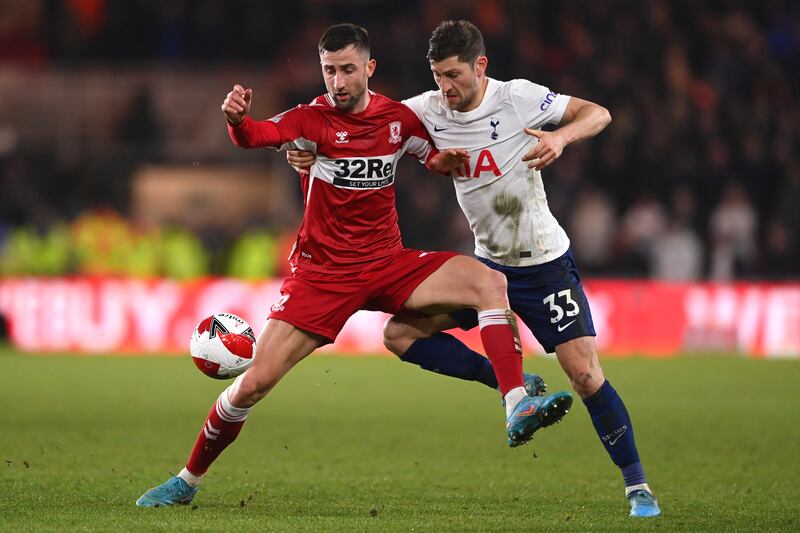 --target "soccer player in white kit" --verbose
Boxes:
[289,20,660,517]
